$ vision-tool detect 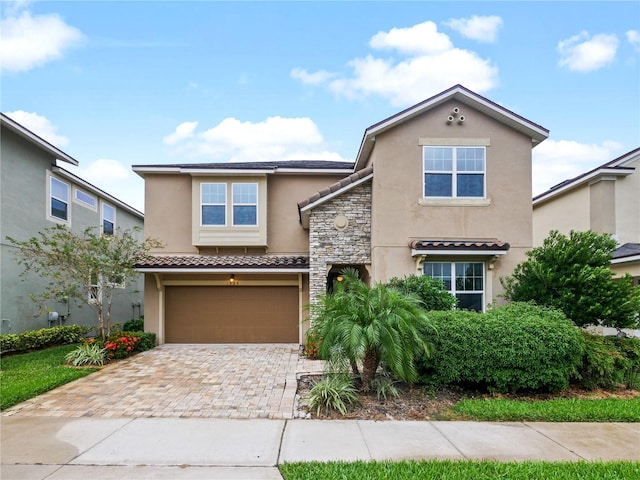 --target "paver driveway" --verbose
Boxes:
[2,344,323,419]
